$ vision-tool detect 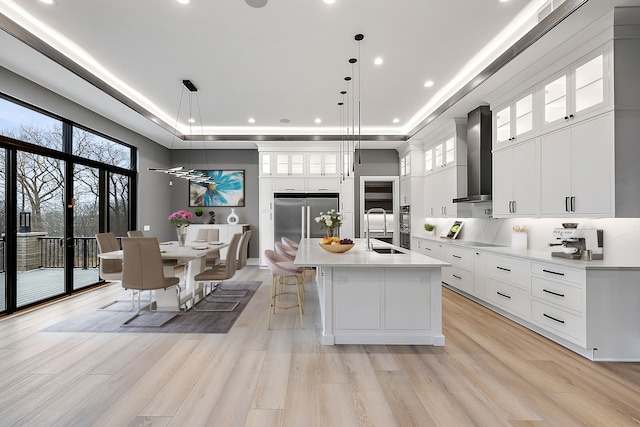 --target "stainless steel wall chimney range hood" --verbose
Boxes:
[453,105,492,203]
